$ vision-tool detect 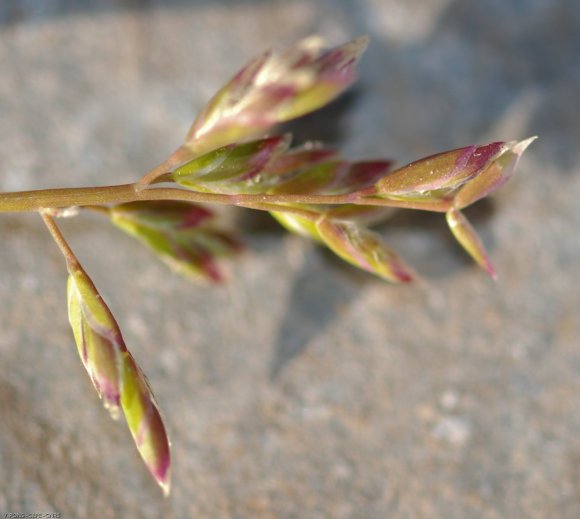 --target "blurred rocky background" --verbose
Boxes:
[0,1,579,517]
